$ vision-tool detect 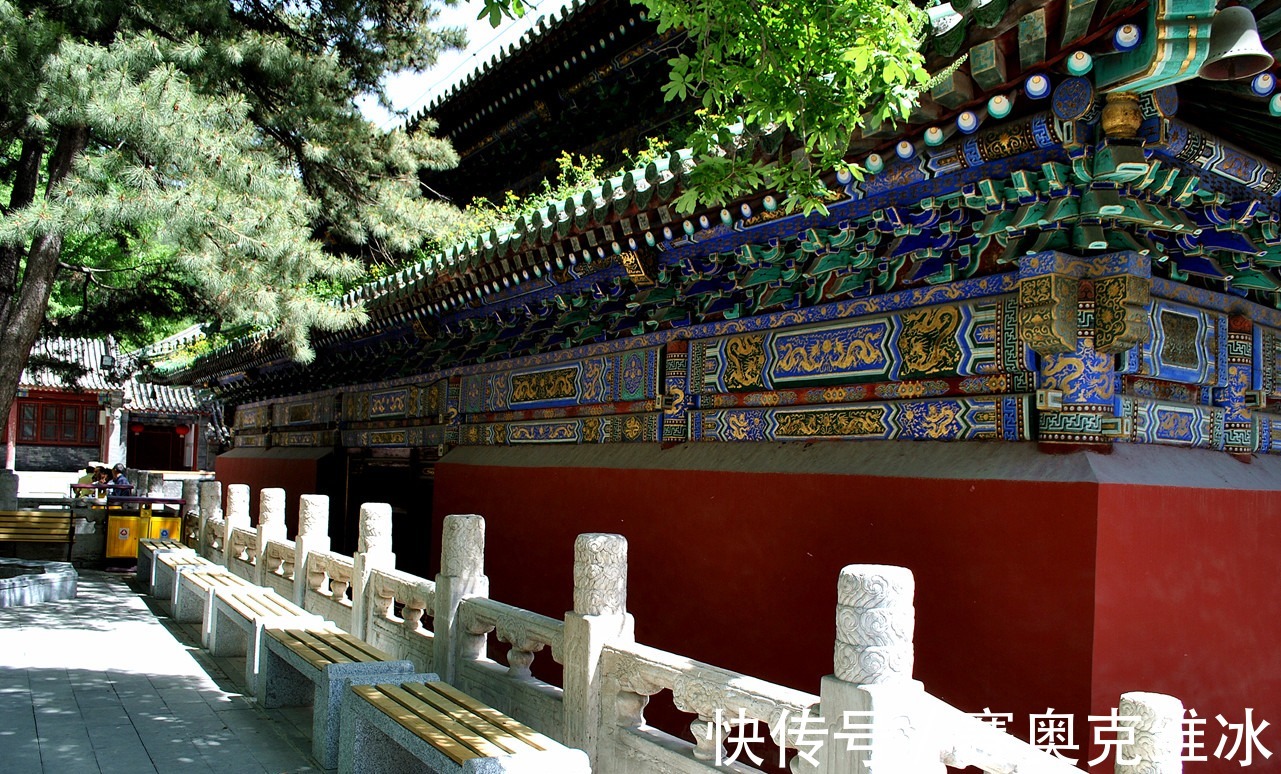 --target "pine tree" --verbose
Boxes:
[0,0,466,426]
